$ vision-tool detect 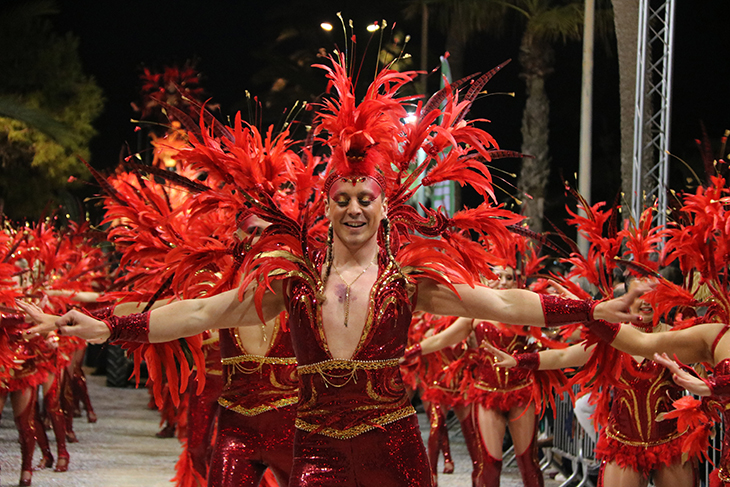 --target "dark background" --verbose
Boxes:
[53,1,730,221]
